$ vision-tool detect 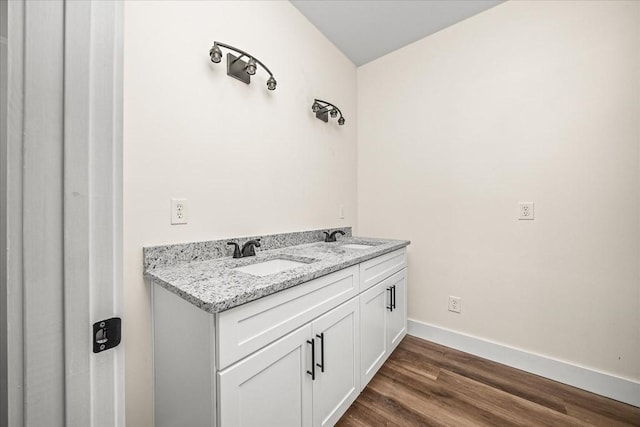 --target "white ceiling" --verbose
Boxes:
[290,0,502,66]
